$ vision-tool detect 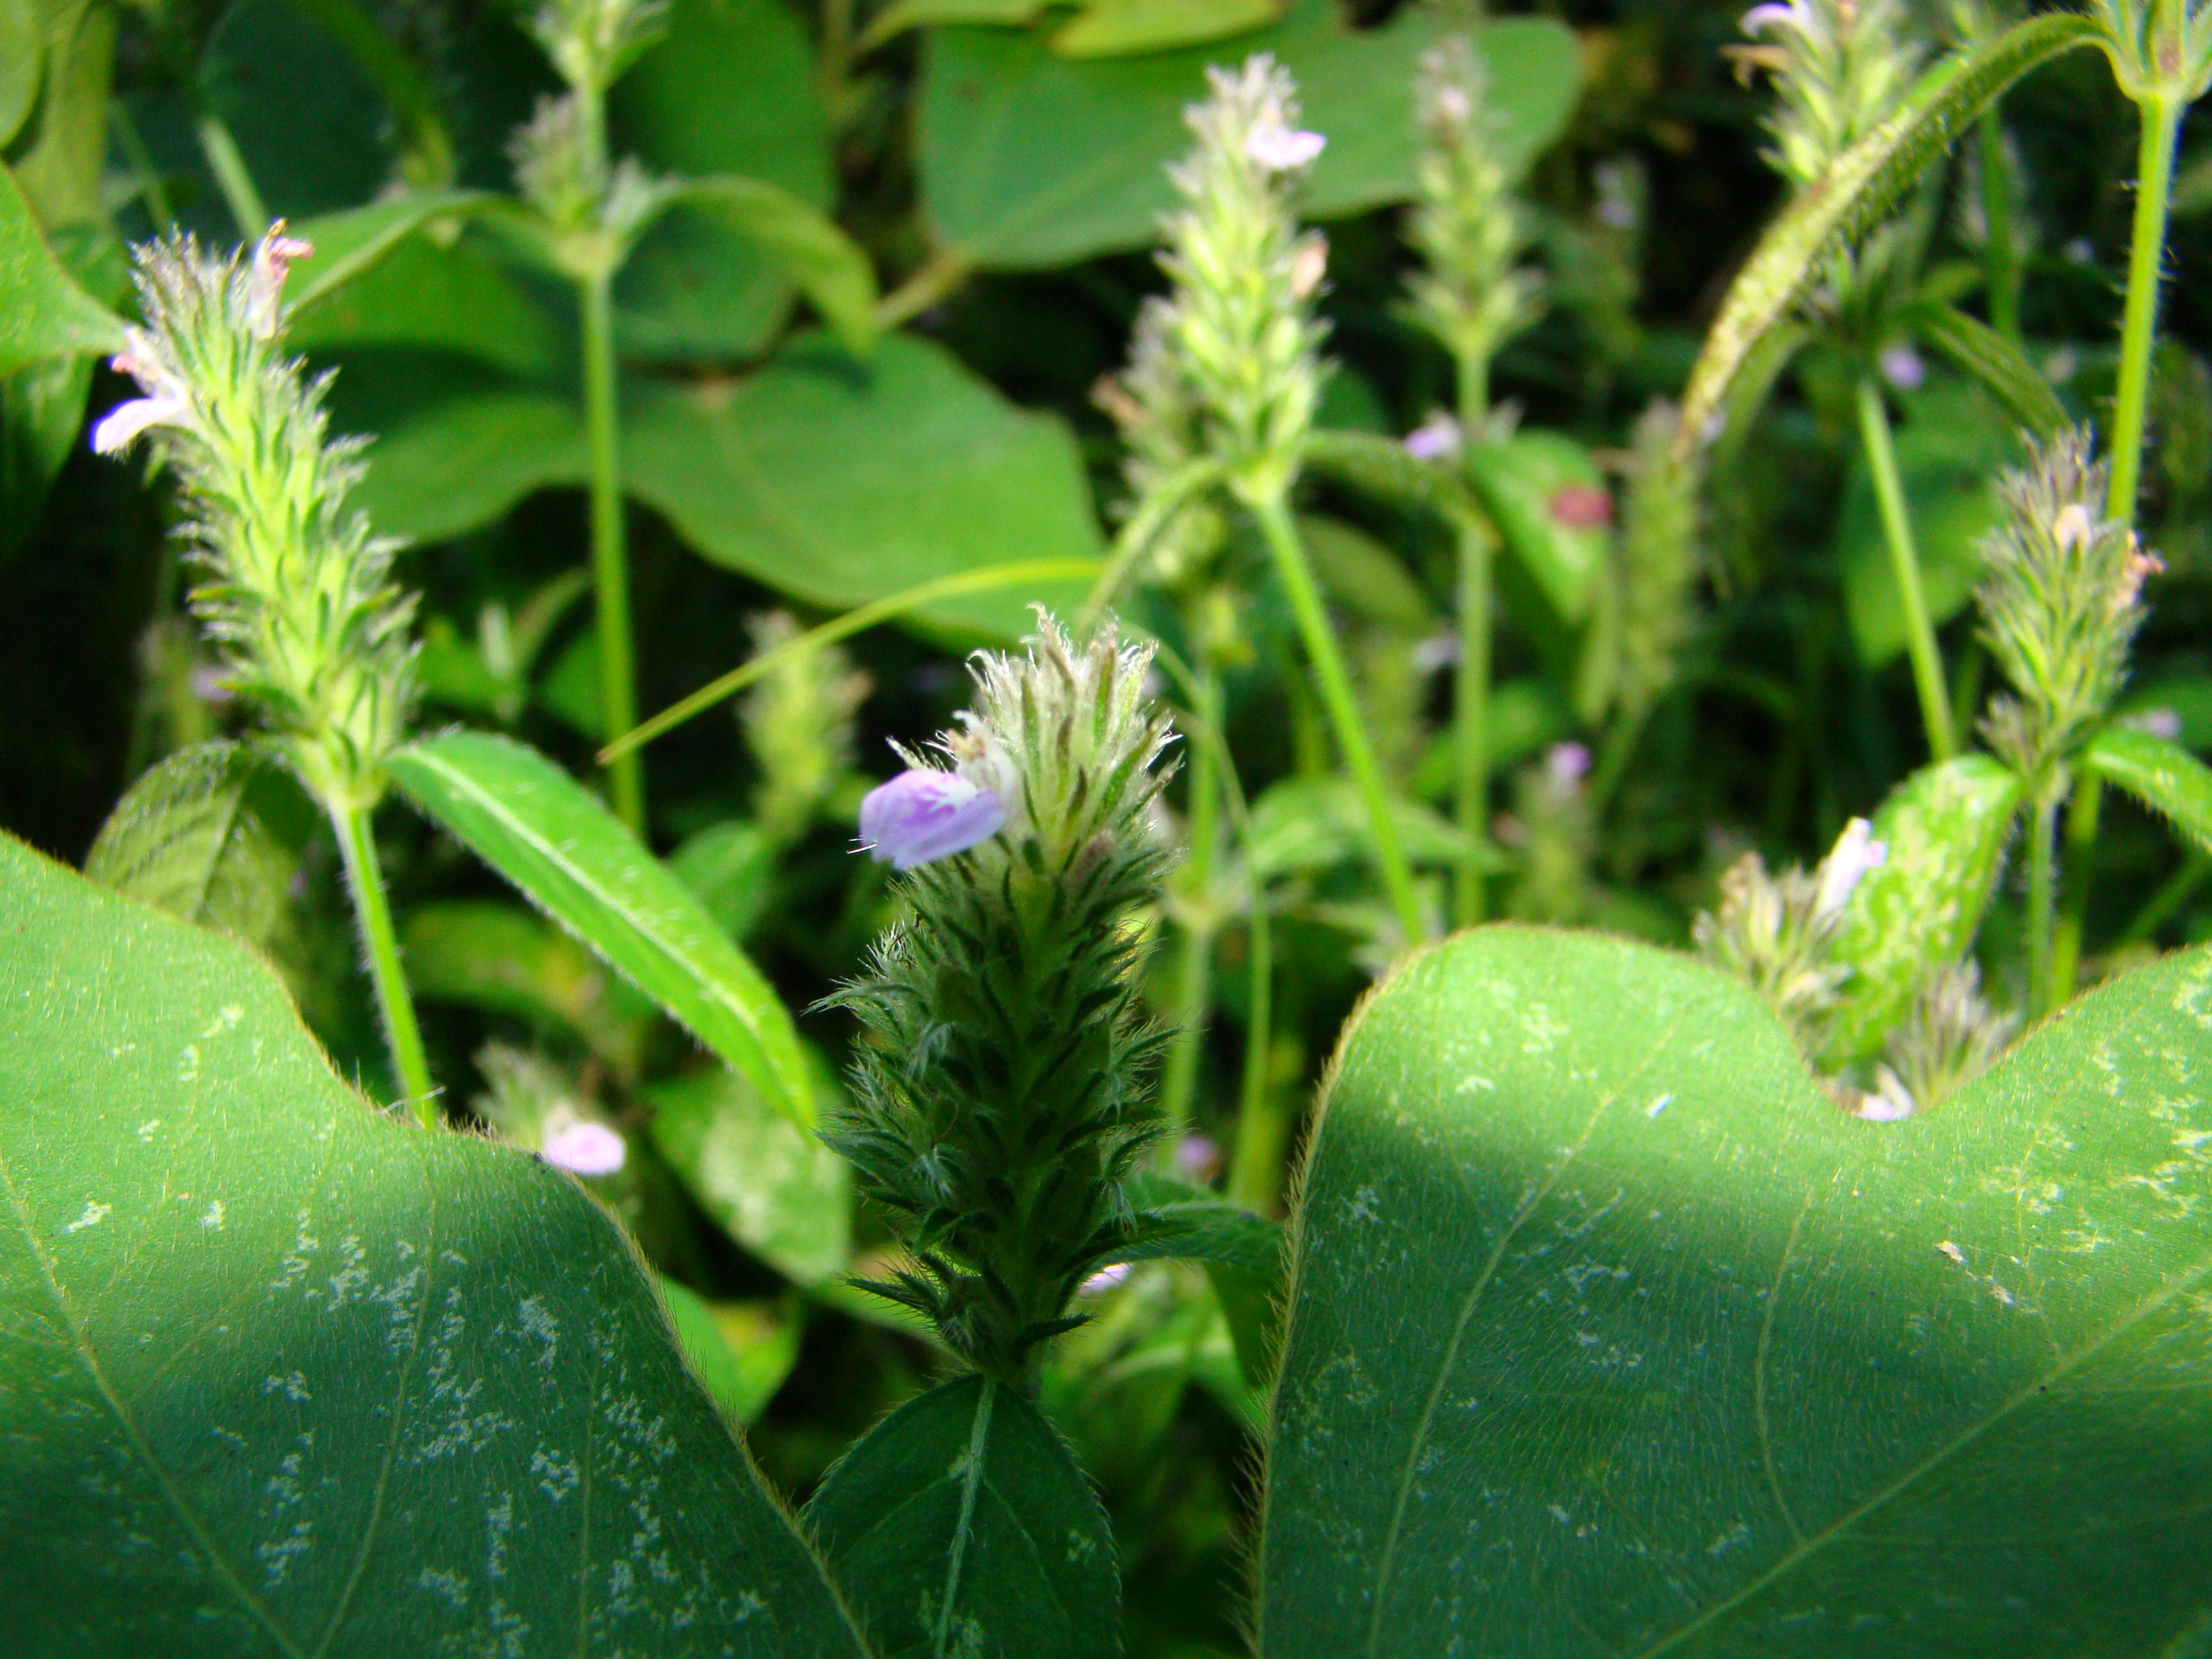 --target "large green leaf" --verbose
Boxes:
[342,371,583,545]
[1823,753,2023,1064]
[609,0,835,361]
[1464,431,1610,627]
[1900,301,2067,442]
[387,732,813,1128]
[1262,926,2212,1656]
[646,1059,852,1285]
[918,4,1578,268]
[636,176,877,355]
[197,0,394,220]
[806,1374,1120,1658]
[2085,725,2212,854]
[0,0,37,150]
[0,834,869,1656]
[82,741,312,954]
[0,163,124,376]
[623,333,1099,639]
[1676,12,2101,459]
